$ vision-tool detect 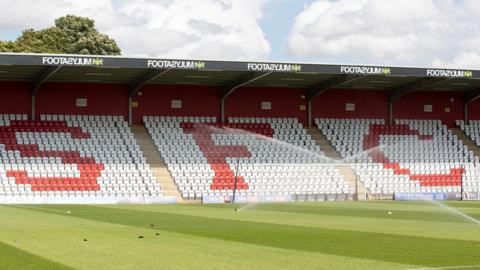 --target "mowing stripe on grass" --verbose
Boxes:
[0,205,414,270]
[405,265,480,270]
[444,202,480,209]
[0,240,76,270]
[251,203,480,223]
[20,205,480,268]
